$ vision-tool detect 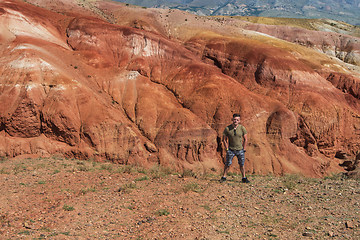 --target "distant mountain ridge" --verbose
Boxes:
[114,0,360,25]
